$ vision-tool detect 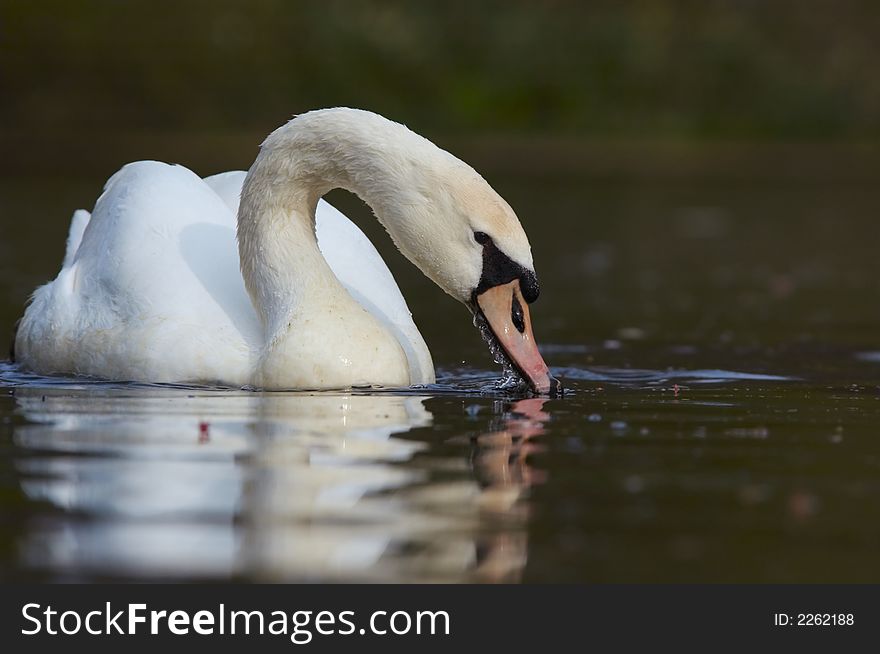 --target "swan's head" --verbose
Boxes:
[381,151,560,396]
